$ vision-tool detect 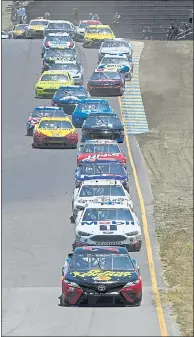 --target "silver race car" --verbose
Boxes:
[98,54,133,80]
[74,201,142,251]
[98,38,133,62]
